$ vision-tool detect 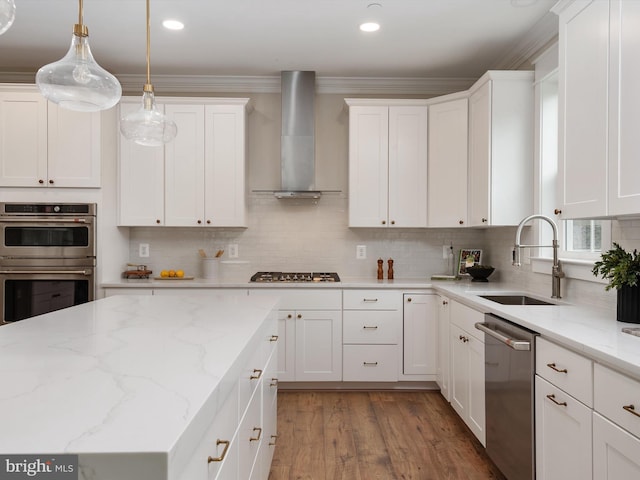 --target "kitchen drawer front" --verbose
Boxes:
[343,289,402,310]
[238,387,263,480]
[249,288,342,310]
[343,310,400,344]
[595,363,640,438]
[343,344,398,381]
[536,337,593,407]
[450,300,484,341]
